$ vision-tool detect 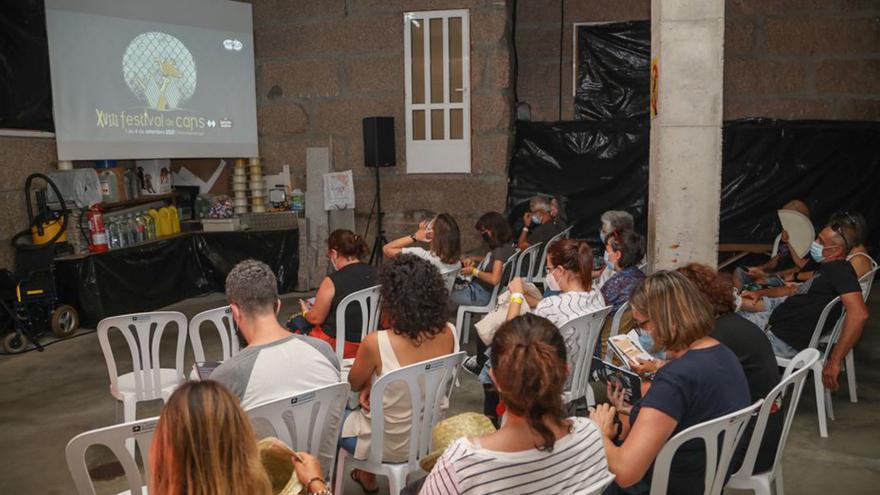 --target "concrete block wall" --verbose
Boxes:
[515,0,880,121]
[0,137,57,268]
[251,0,514,254]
